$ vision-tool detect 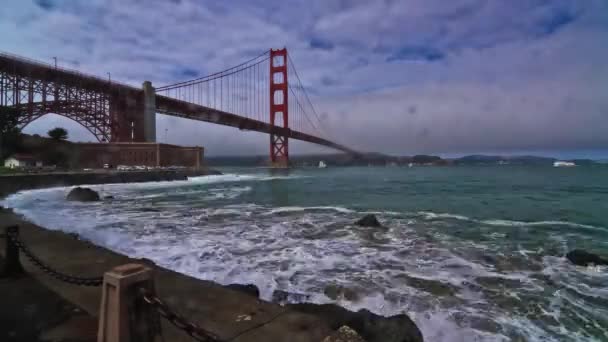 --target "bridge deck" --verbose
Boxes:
[156,95,358,154]
[1,52,358,155]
